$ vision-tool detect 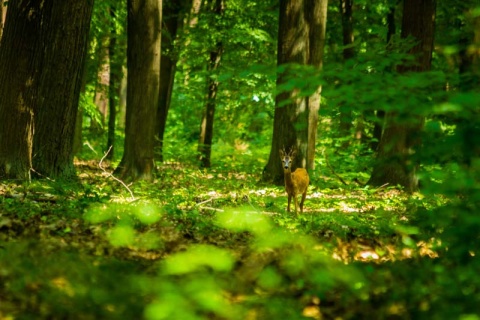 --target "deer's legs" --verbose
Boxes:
[300,192,307,213]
